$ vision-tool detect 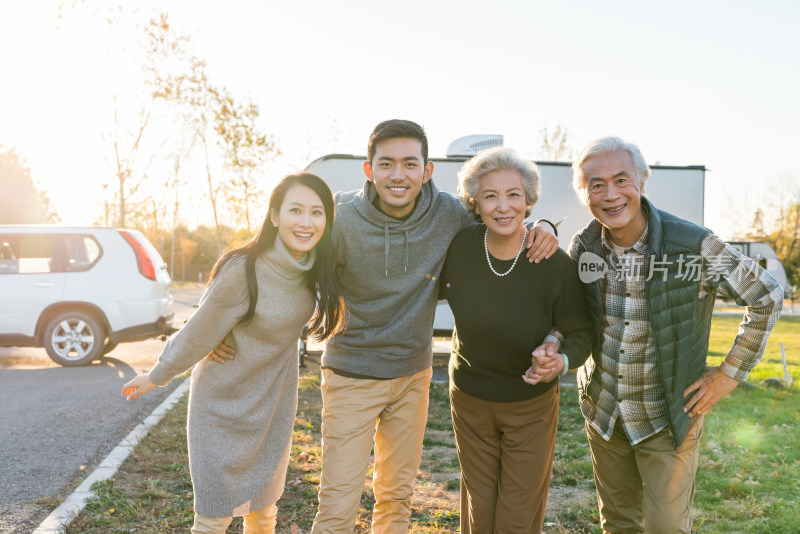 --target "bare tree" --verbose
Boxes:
[202,129,224,255]
[58,6,280,252]
[103,96,166,228]
[57,4,175,229]
[539,124,573,162]
[164,57,227,255]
